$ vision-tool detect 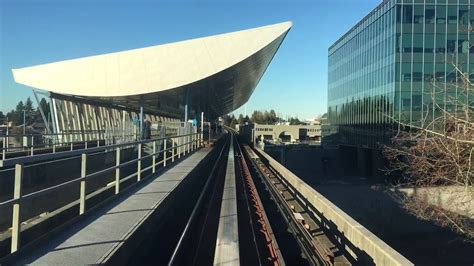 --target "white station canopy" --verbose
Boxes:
[12,21,292,118]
